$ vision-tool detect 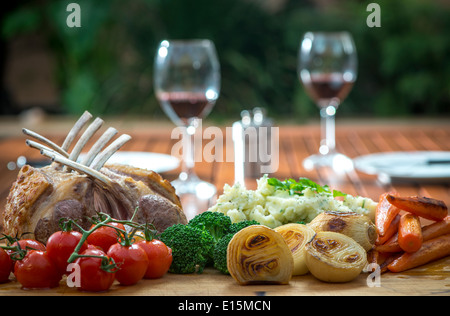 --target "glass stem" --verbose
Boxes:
[180,118,198,181]
[319,105,336,155]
